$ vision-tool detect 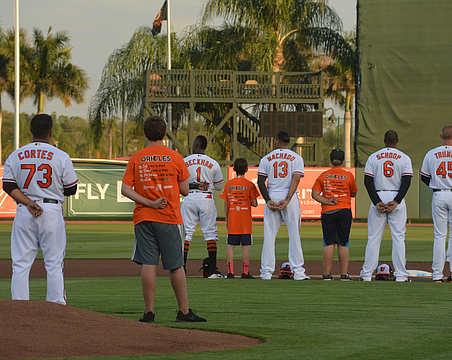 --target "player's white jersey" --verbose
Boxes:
[3,142,79,203]
[183,154,223,193]
[258,148,304,196]
[364,147,413,190]
[420,145,452,190]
